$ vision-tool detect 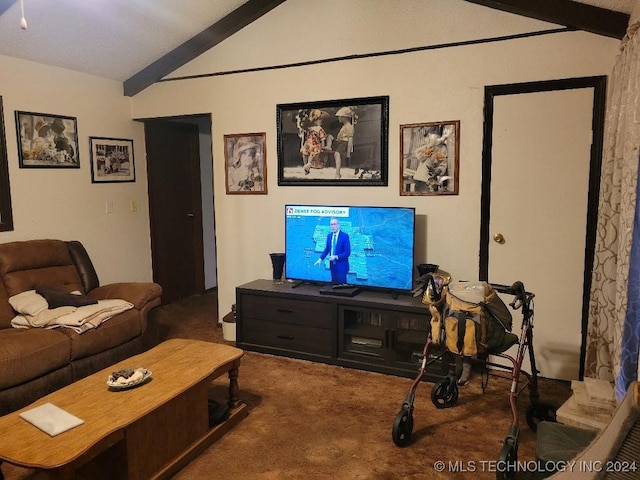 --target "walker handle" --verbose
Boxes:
[492,281,533,309]
[424,274,442,302]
